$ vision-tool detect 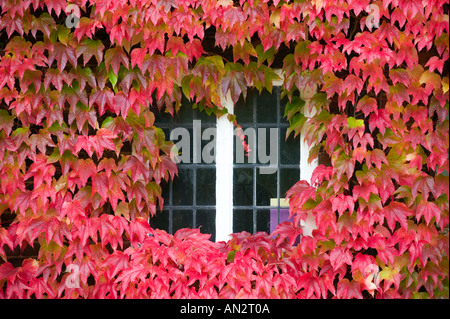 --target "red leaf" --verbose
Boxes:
[76,39,104,66]
[75,159,97,187]
[411,174,435,199]
[286,180,317,210]
[185,39,204,62]
[356,95,378,117]
[271,222,302,246]
[351,253,377,276]
[365,149,388,170]
[425,56,445,74]
[388,83,411,106]
[92,172,109,202]
[329,247,353,270]
[221,64,247,104]
[89,88,115,116]
[310,165,334,185]
[104,46,129,75]
[331,194,355,216]
[98,157,117,178]
[368,109,391,135]
[383,202,413,231]
[298,273,322,299]
[343,74,364,95]
[47,43,77,71]
[416,200,440,225]
[92,128,118,158]
[122,155,150,183]
[336,279,363,299]
[129,218,151,247]
[103,251,129,280]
